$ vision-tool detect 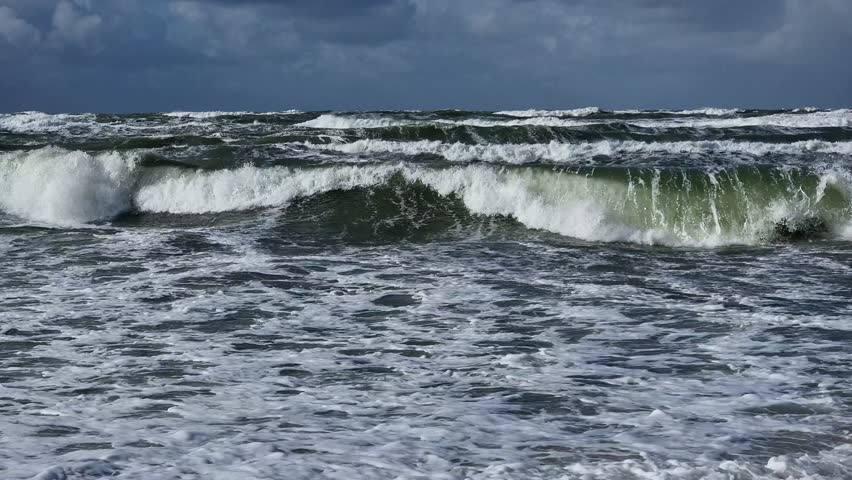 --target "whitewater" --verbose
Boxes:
[1,108,852,480]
